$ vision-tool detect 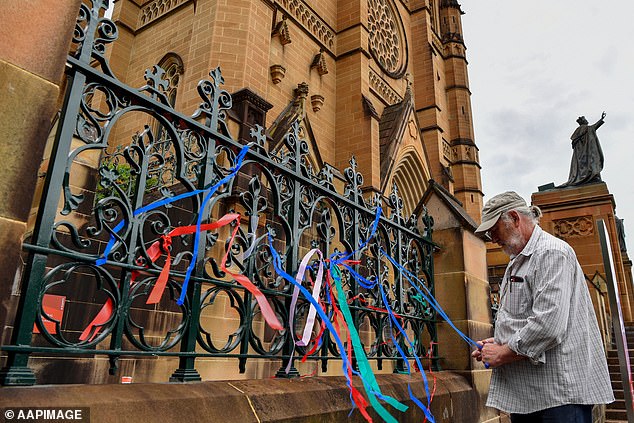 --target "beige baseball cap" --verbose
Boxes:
[475,191,527,234]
